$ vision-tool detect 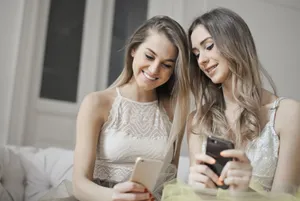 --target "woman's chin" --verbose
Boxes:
[210,78,223,85]
[136,82,156,91]
[209,75,227,85]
